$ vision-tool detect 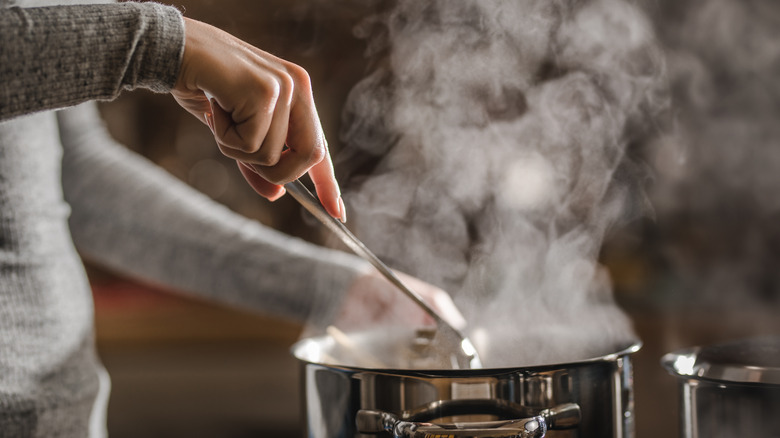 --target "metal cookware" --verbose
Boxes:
[293,329,641,438]
[662,335,780,437]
